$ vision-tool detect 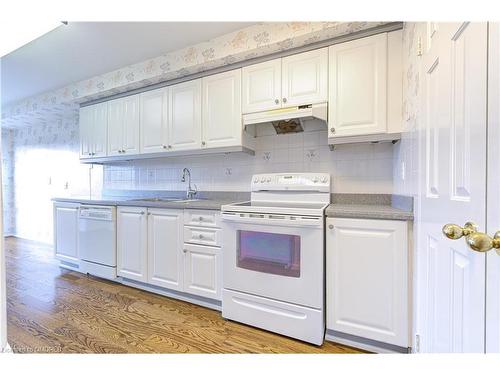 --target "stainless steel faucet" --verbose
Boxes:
[181,168,197,200]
